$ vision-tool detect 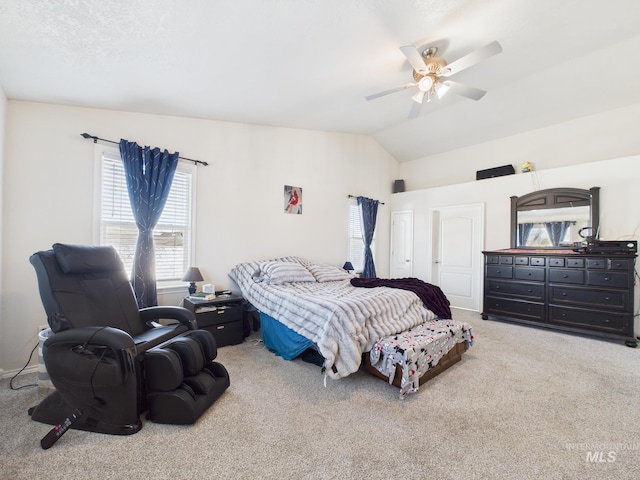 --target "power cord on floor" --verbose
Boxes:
[9,343,39,390]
